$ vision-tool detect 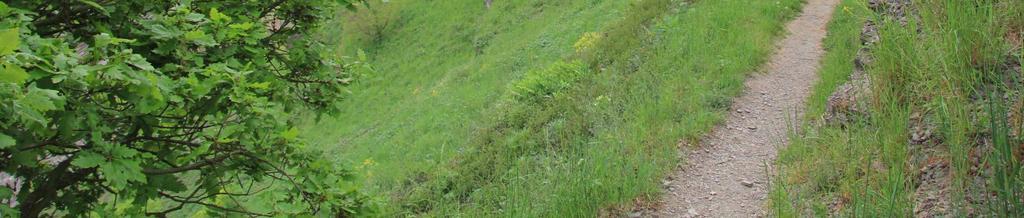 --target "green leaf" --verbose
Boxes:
[15,106,47,127]
[0,28,18,56]
[109,144,139,158]
[183,13,206,22]
[0,2,10,16]
[180,142,211,162]
[1,63,29,84]
[72,151,106,168]
[0,187,12,199]
[75,0,109,16]
[184,30,218,47]
[0,133,15,149]
[248,82,271,90]
[95,33,136,48]
[276,201,306,214]
[281,127,300,140]
[0,206,19,217]
[13,150,39,167]
[229,22,254,31]
[146,24,183,39]
[19,87,65,112]
[209,8,231,23]
[99,157,146,190]
[128,54,155,71]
